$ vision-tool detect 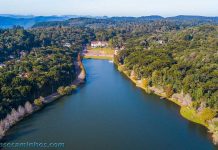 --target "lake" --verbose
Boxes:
[3,59,217,150]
